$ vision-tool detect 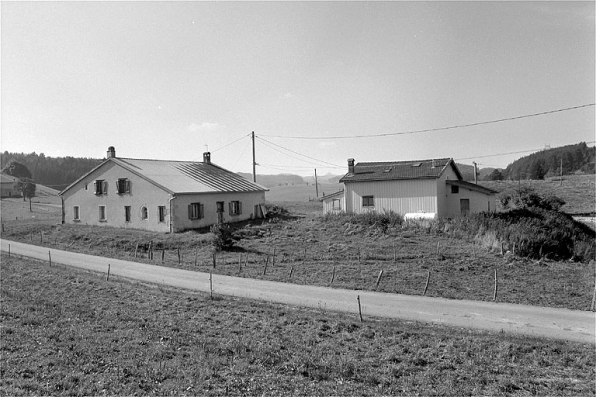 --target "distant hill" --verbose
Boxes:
[237,172,305,188]
[456,163,500,182]
[503,142,595,180]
